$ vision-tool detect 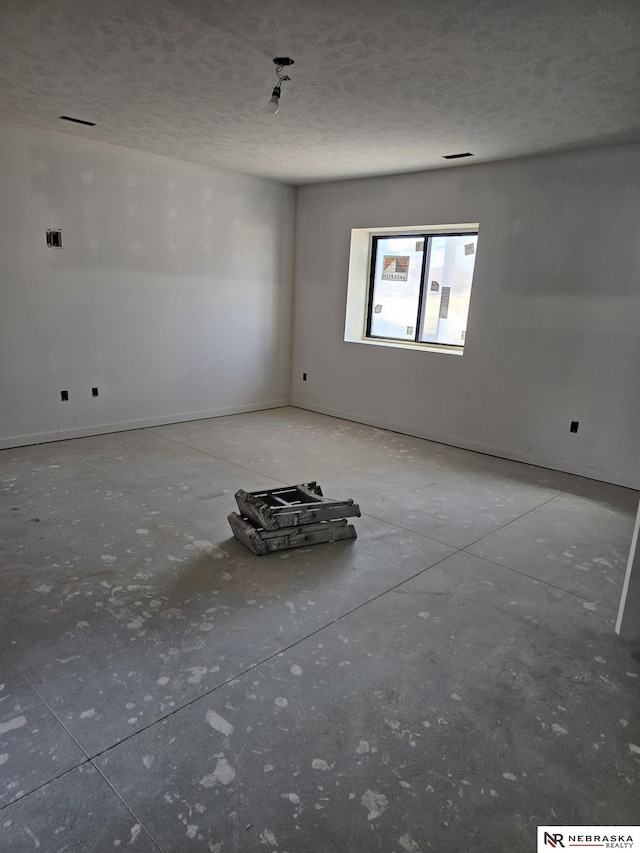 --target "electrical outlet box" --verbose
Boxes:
[46,229,62,249]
